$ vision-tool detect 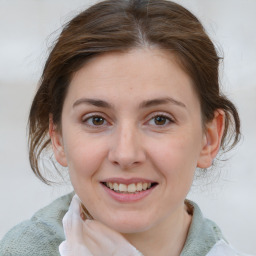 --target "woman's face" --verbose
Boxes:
[53,48,210,233]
